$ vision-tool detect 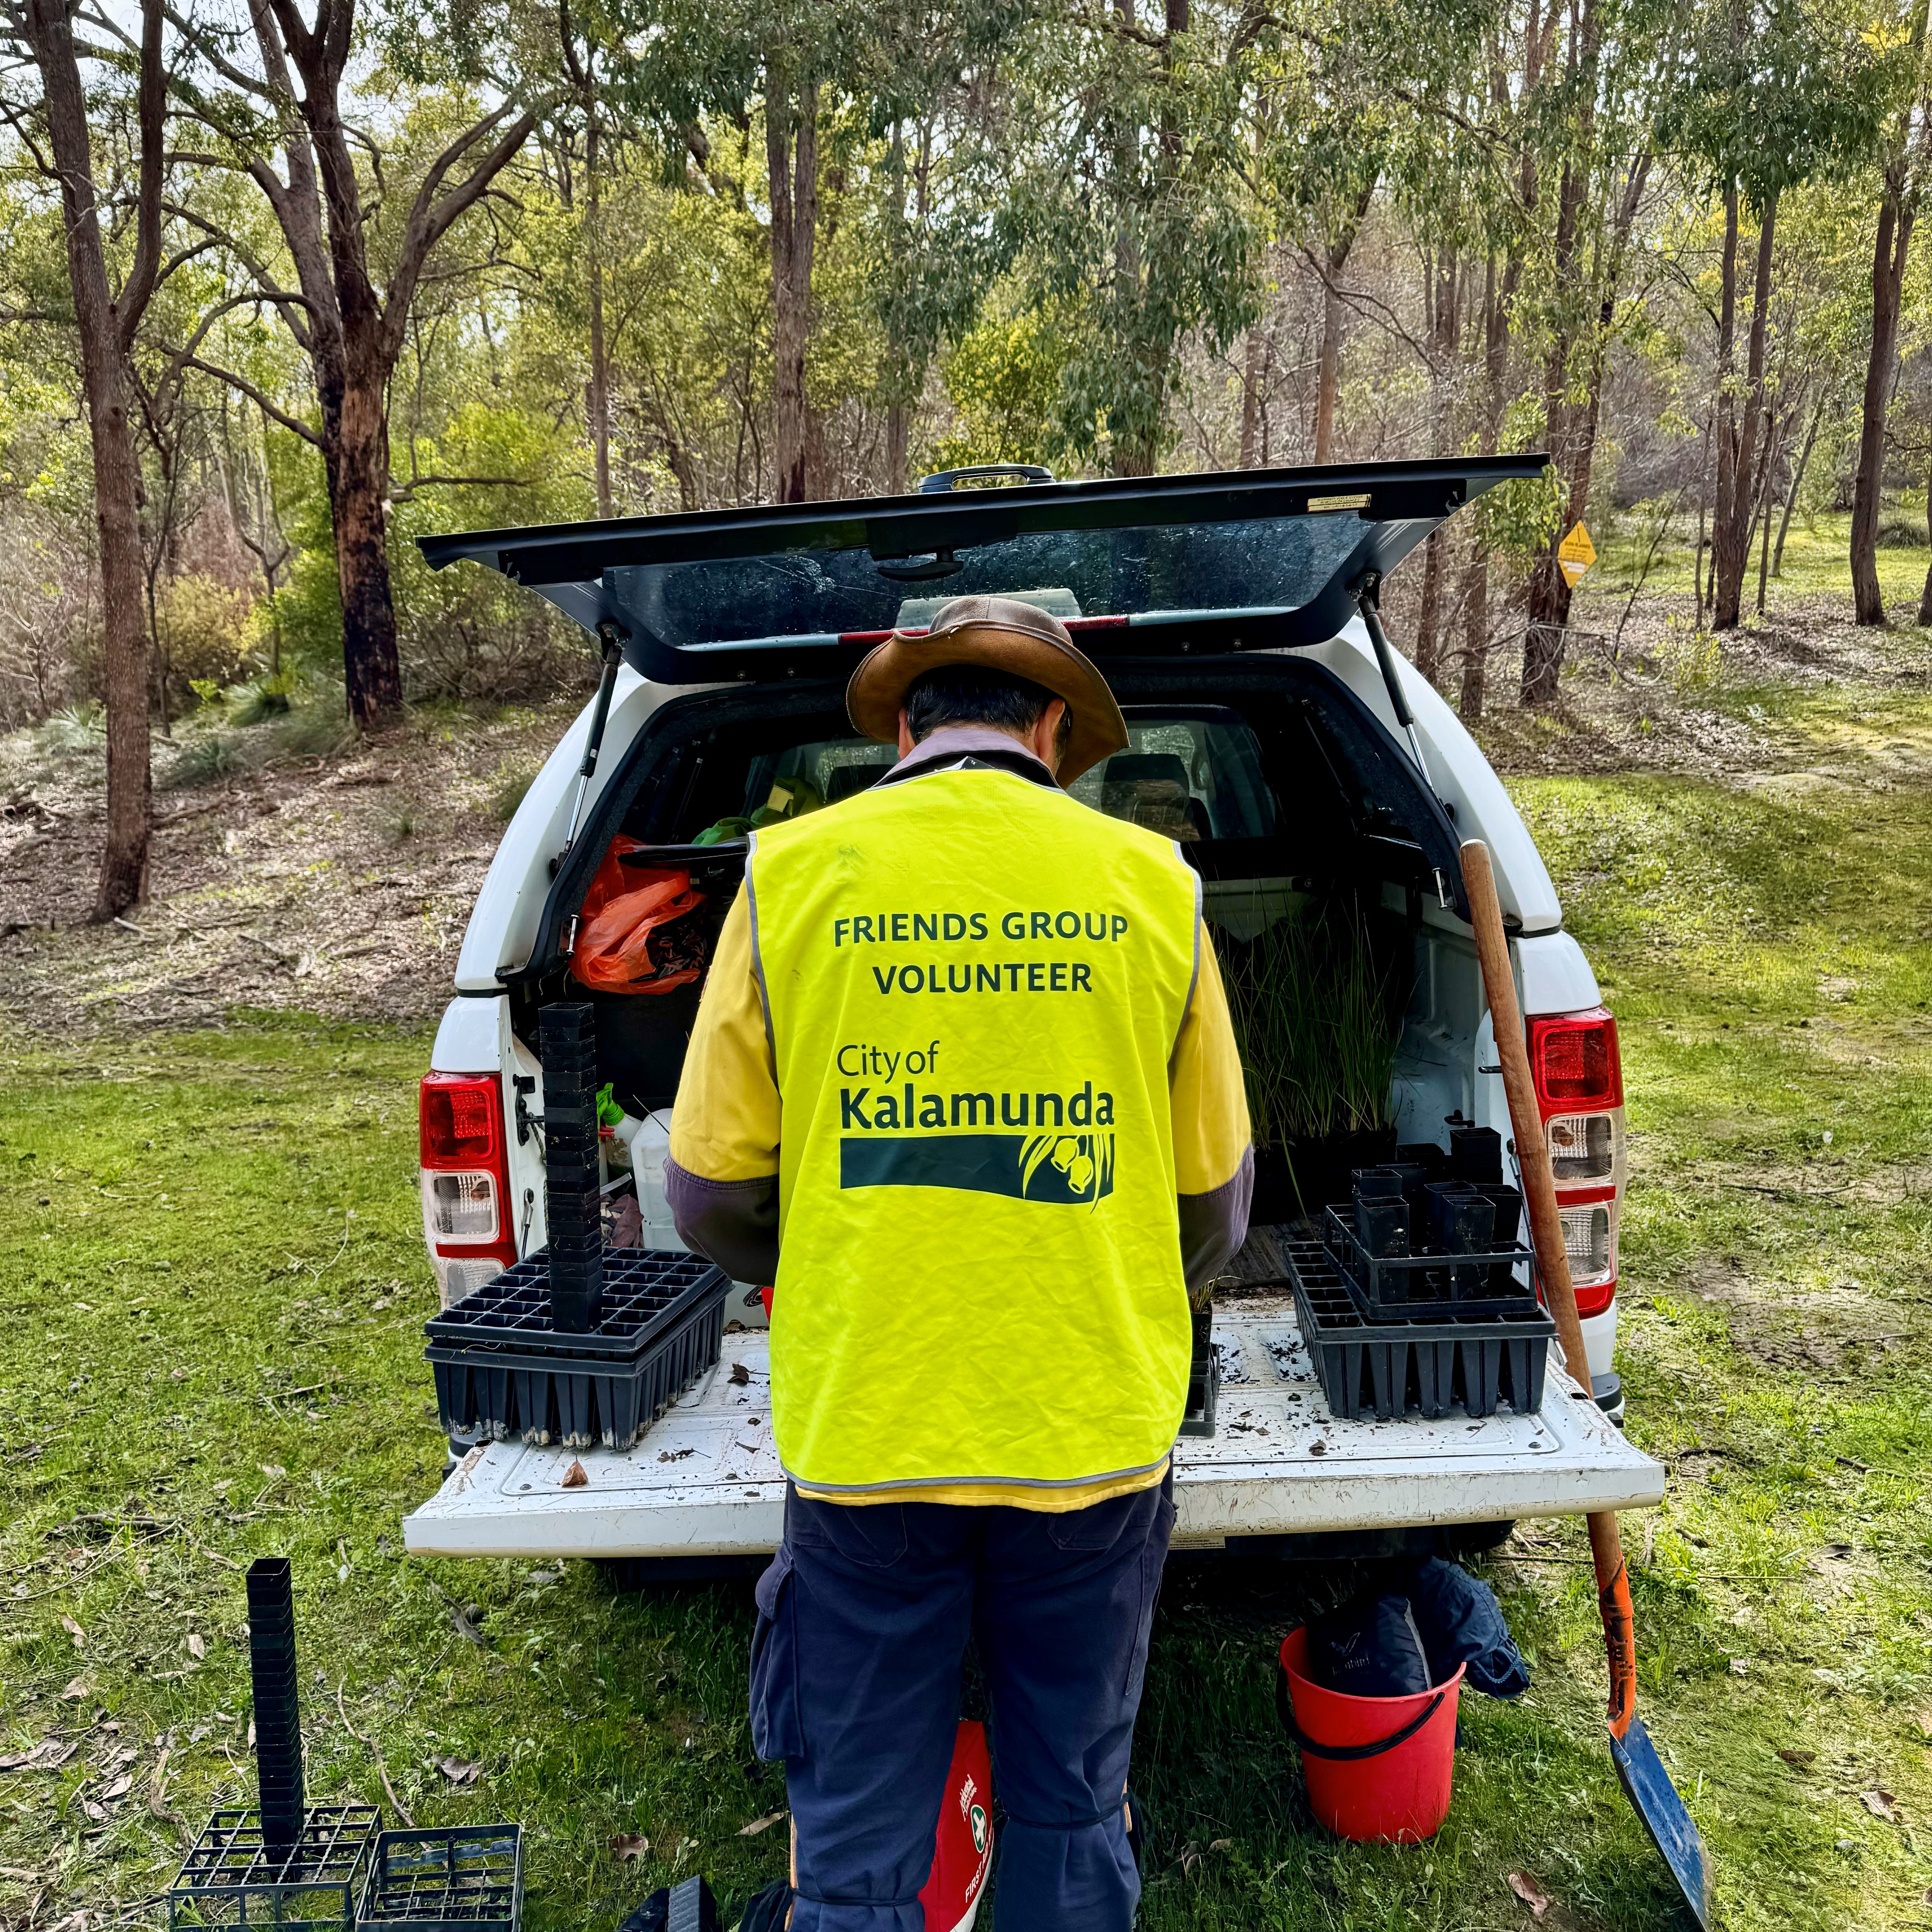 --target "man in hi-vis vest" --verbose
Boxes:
[669,596,1253,1931]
